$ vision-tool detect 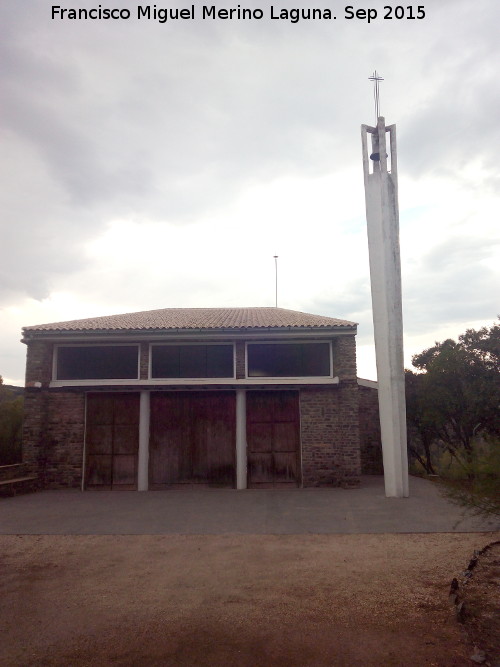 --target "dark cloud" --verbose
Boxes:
[1,0,498,321]
[397,3,500,180]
